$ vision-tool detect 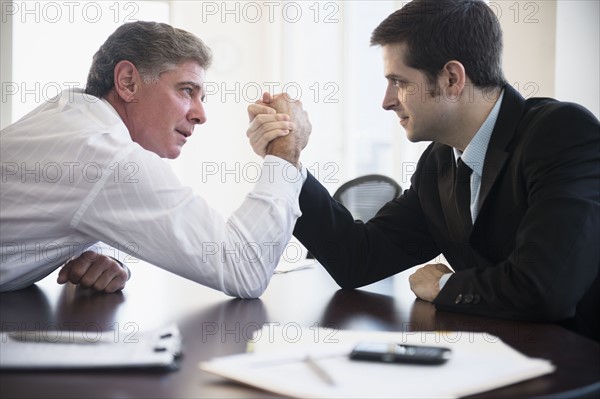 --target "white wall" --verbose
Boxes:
[555,0,600,119]
[2,1,170,127]
[497,0,557,98]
